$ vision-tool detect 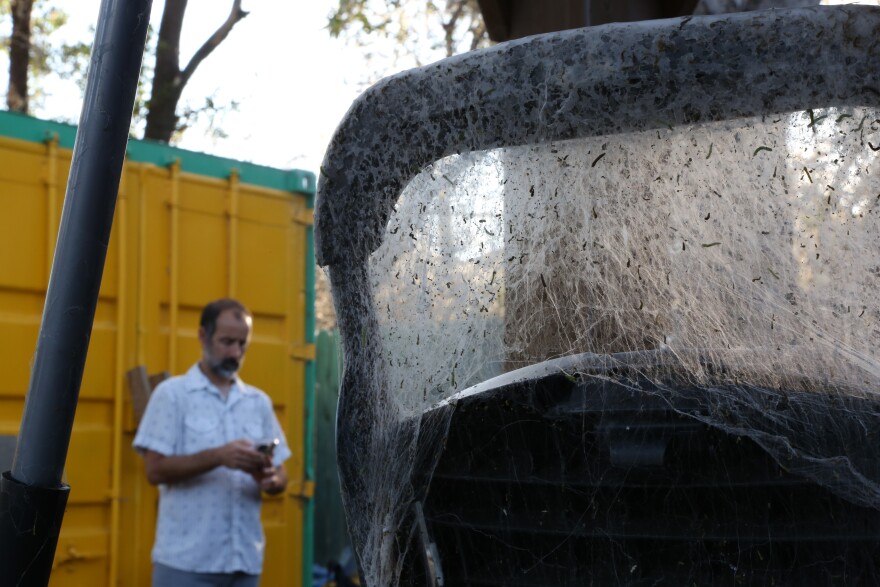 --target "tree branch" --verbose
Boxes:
[469,21,486,52]
[442,0,467,57]
[179,0,248,88]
